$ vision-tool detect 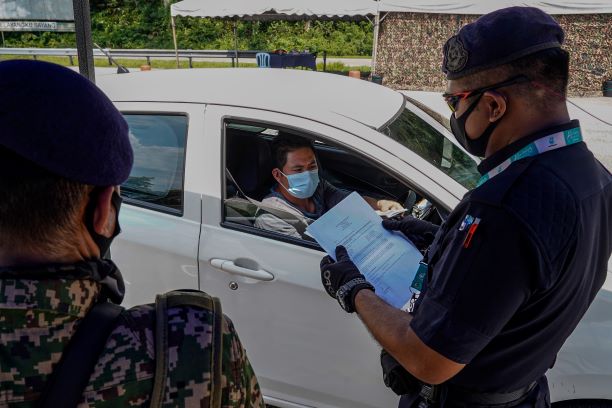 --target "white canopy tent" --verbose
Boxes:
[169,0,377,68]
[378,1,612,15]
[170,0,377,20]
[169,0,612,73]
